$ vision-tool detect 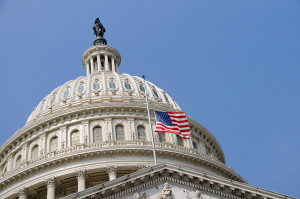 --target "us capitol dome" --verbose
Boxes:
[0,19,294,199]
